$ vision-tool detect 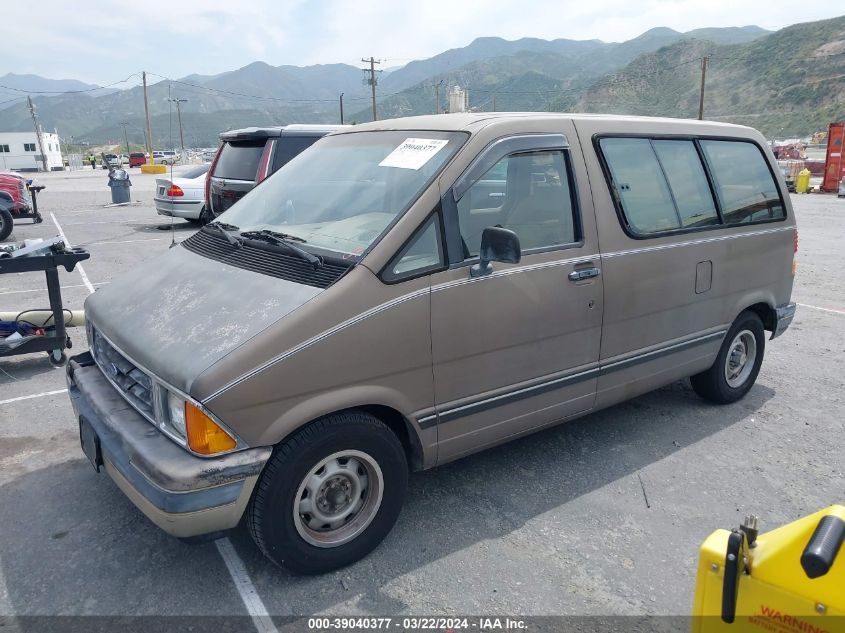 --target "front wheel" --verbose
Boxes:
[247,411,408,574]
[690,311,765,404]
